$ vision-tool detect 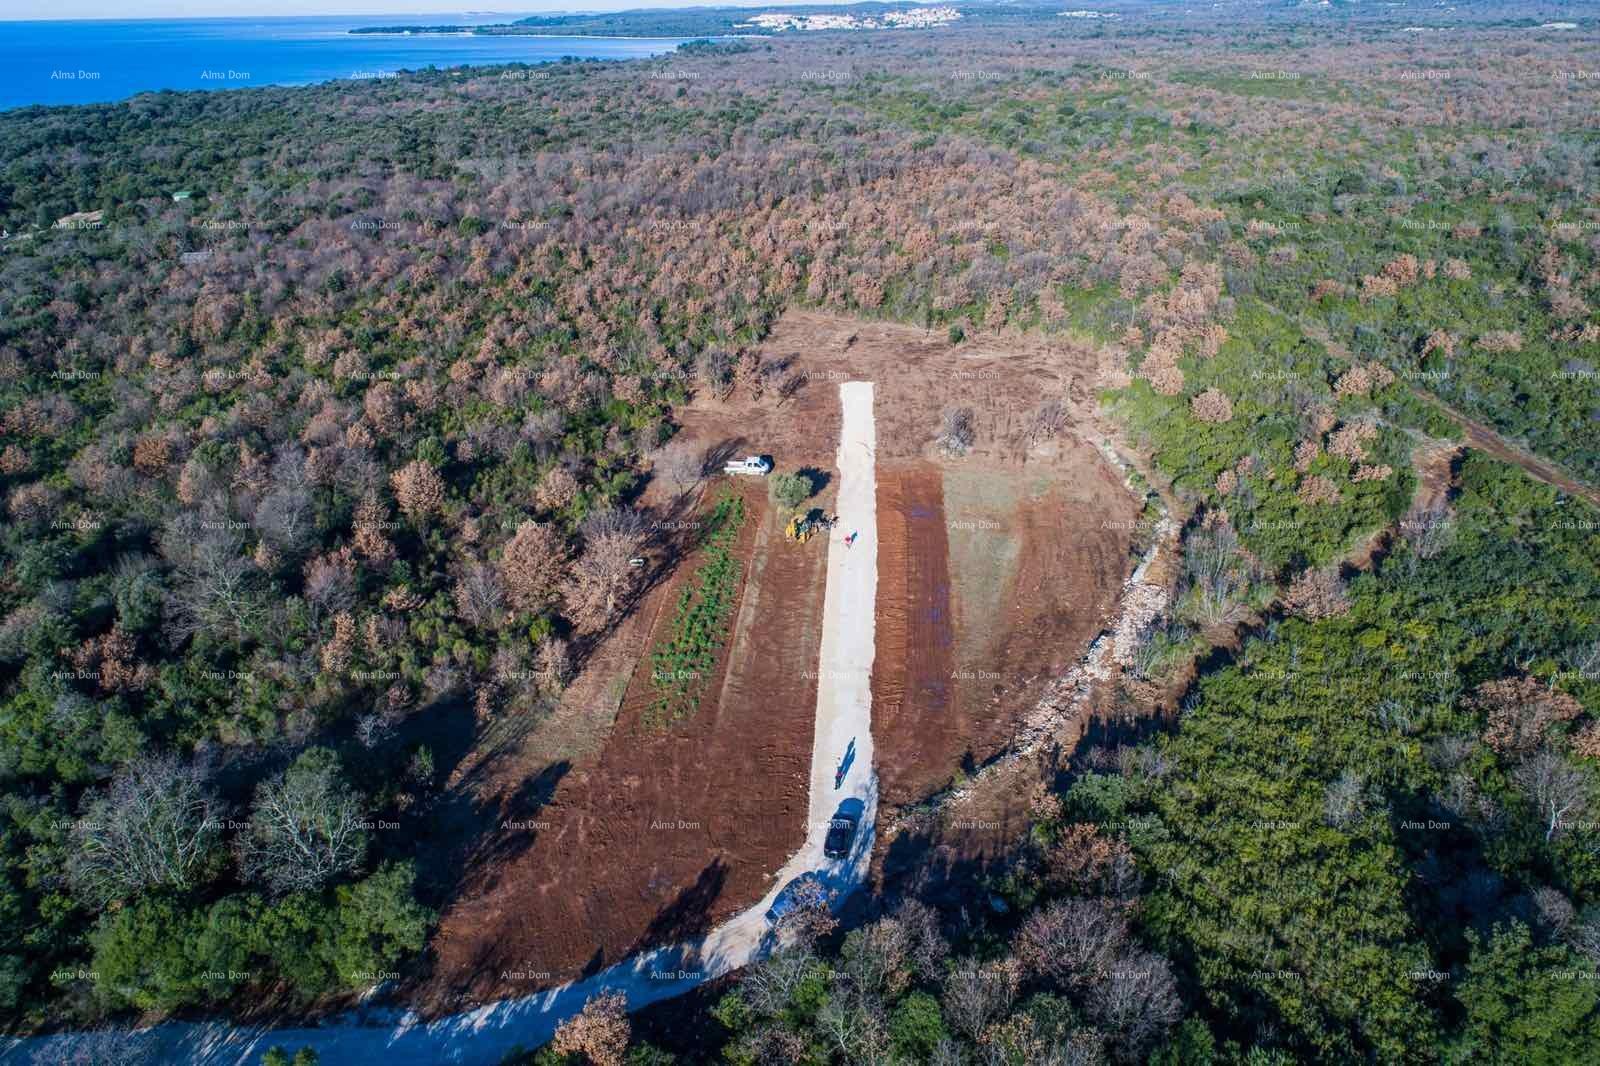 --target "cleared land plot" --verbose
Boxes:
[744,310,1141,810]
[421,483,830,1008]
[416,308,1134,1010]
